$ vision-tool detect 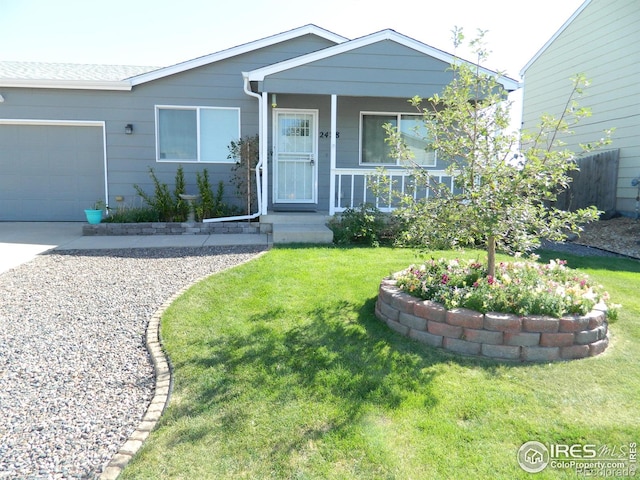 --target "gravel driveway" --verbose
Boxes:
[0,246,266,479]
